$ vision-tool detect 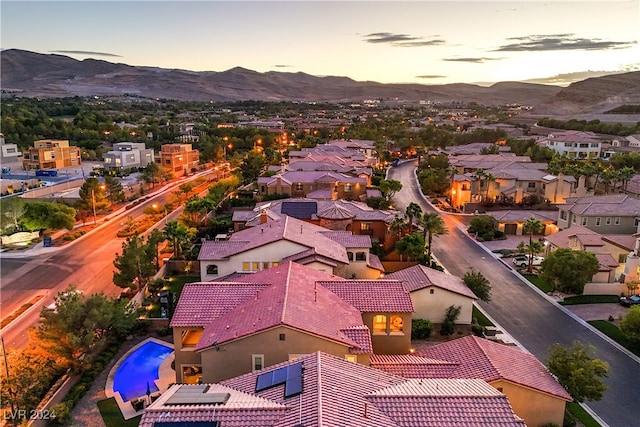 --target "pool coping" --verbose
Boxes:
[105,337,175,420]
